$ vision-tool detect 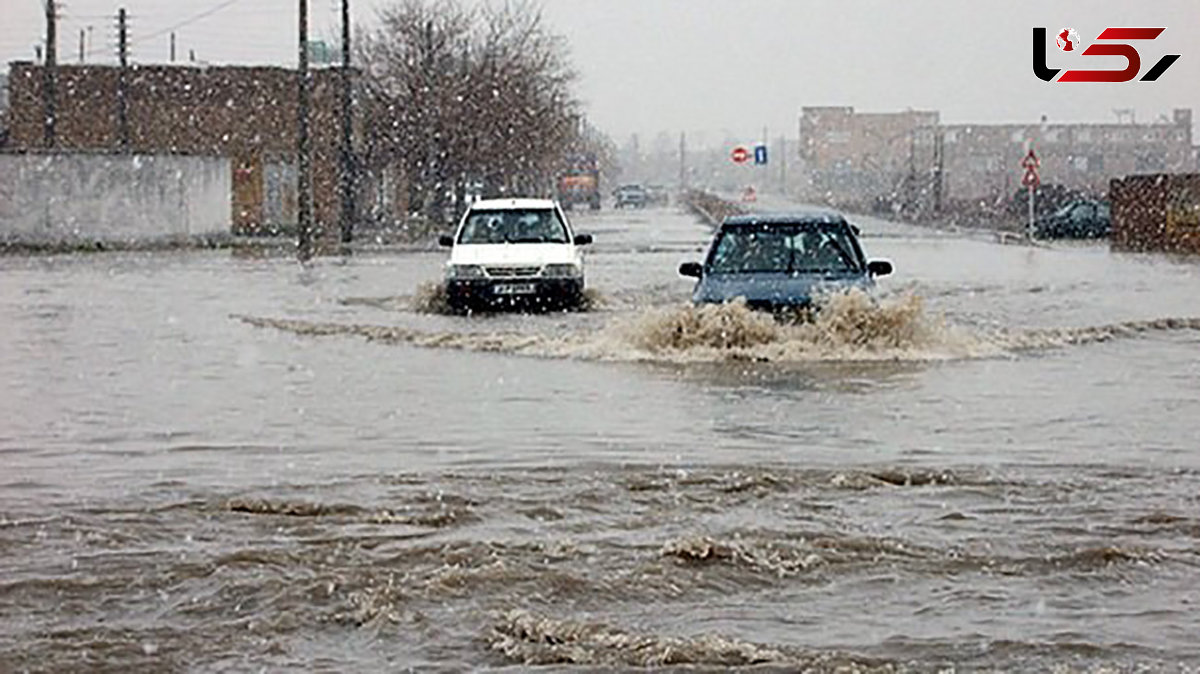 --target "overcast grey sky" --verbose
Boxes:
[3,0,1198,144]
